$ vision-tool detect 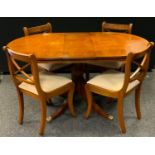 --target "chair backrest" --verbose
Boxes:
[3,46,43,94]
[102,21,133,33]
[23,22,52,36]
[121,42,154,93]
